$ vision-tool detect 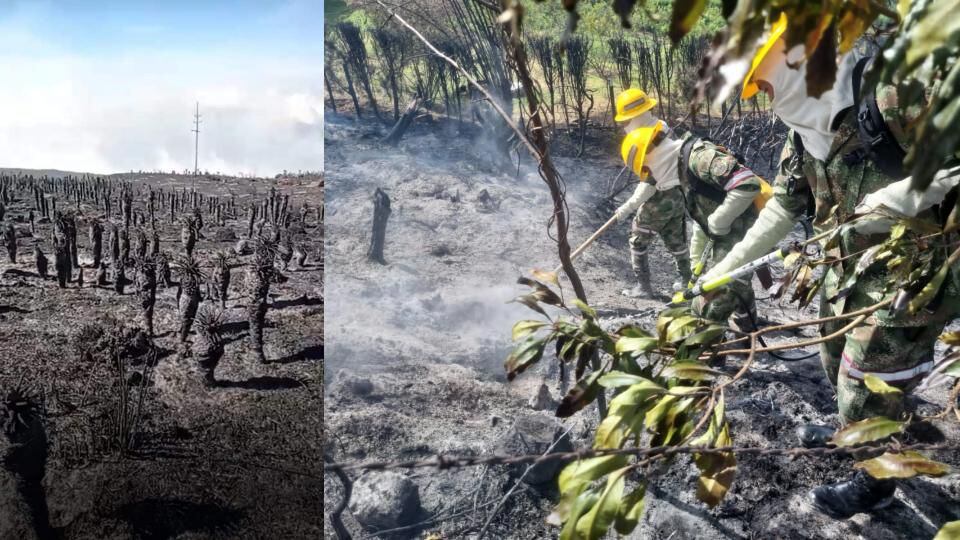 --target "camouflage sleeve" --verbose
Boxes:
[771,132,808,218]
[688,140,759,192]
[876,83,928,152]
